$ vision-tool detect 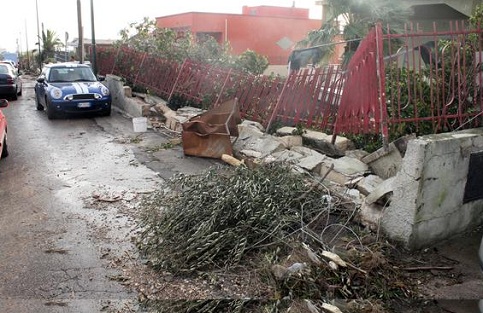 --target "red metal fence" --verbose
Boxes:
[383,21,483,139]
[96,46,344,132]
[334,25,387,138]
[96,21,483,139]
